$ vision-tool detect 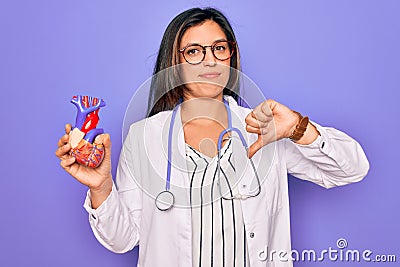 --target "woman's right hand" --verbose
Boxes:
[55,124,113,208]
